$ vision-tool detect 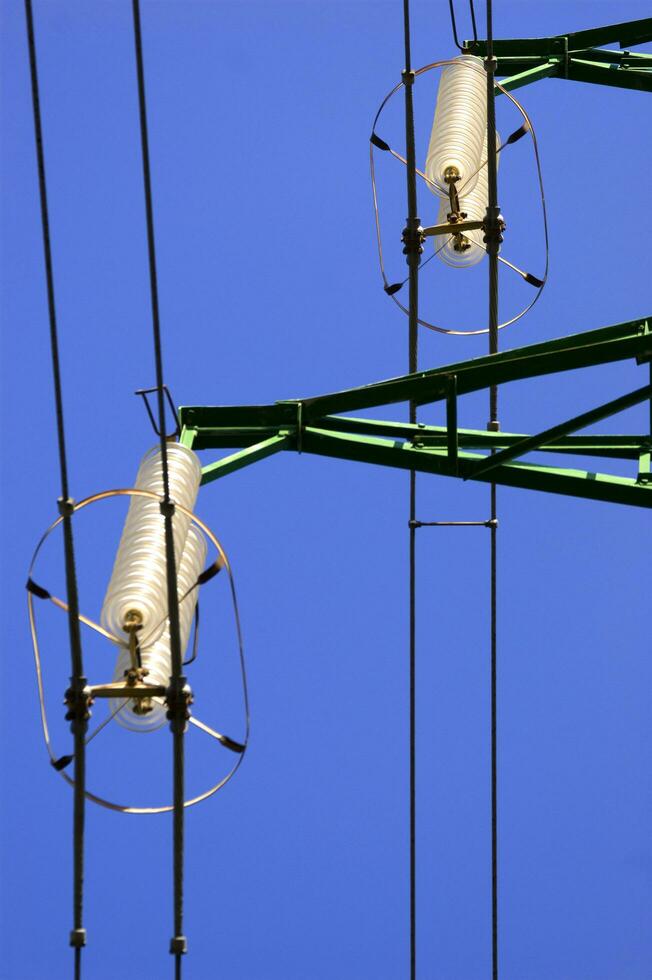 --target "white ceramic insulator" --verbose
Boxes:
[101,443,202,648]
[111,523,208,732]
[435,129,500,269]
[425,55,486,199]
